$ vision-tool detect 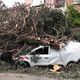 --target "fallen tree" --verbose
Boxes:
[0,1,73,65]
